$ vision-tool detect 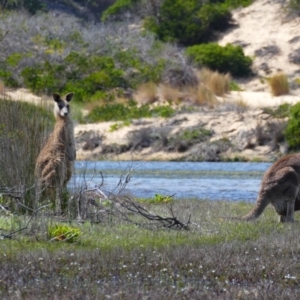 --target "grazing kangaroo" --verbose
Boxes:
[35,92,76,214]
[241,153,300,222]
